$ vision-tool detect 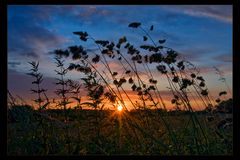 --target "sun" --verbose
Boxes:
[117,104,123,112]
